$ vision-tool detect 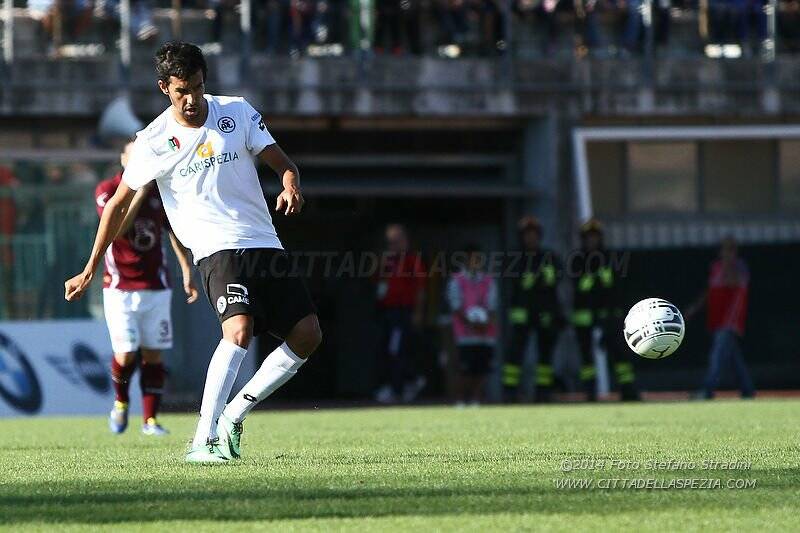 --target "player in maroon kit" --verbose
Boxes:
[98,141,199,435]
